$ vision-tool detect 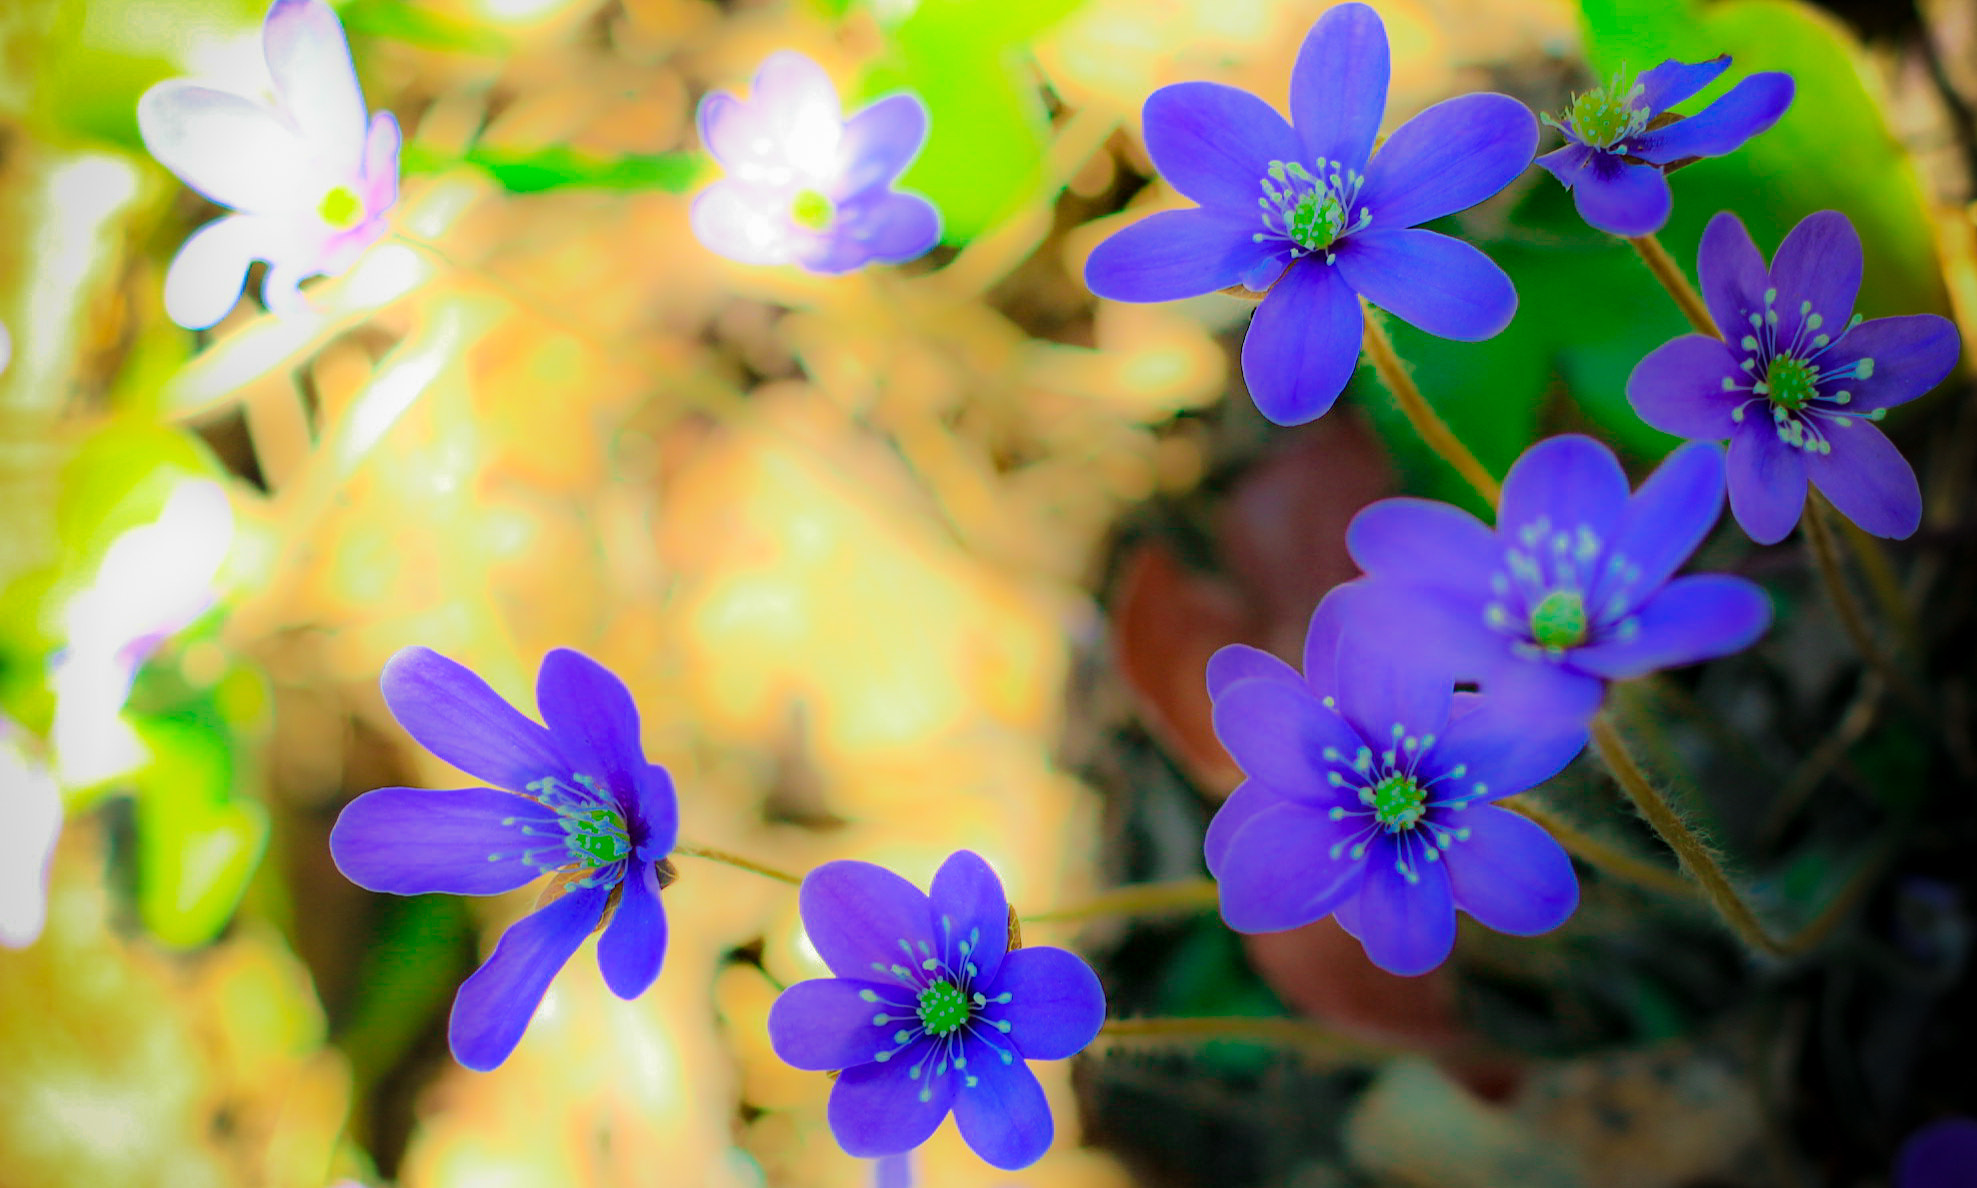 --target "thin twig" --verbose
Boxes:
[1801,493,1933,720]
[1627,233,1718,337]
[673,842,804,886]
[1094,1016,1390,1064]
[1361,308,1501,505]
[1505,798,1696,901]
[1022,878,1221,924]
